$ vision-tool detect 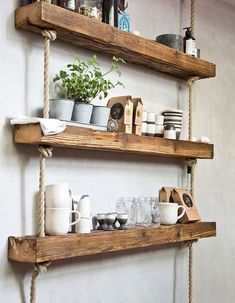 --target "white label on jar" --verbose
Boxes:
[67,0,75,10]
[186,39,196,56]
